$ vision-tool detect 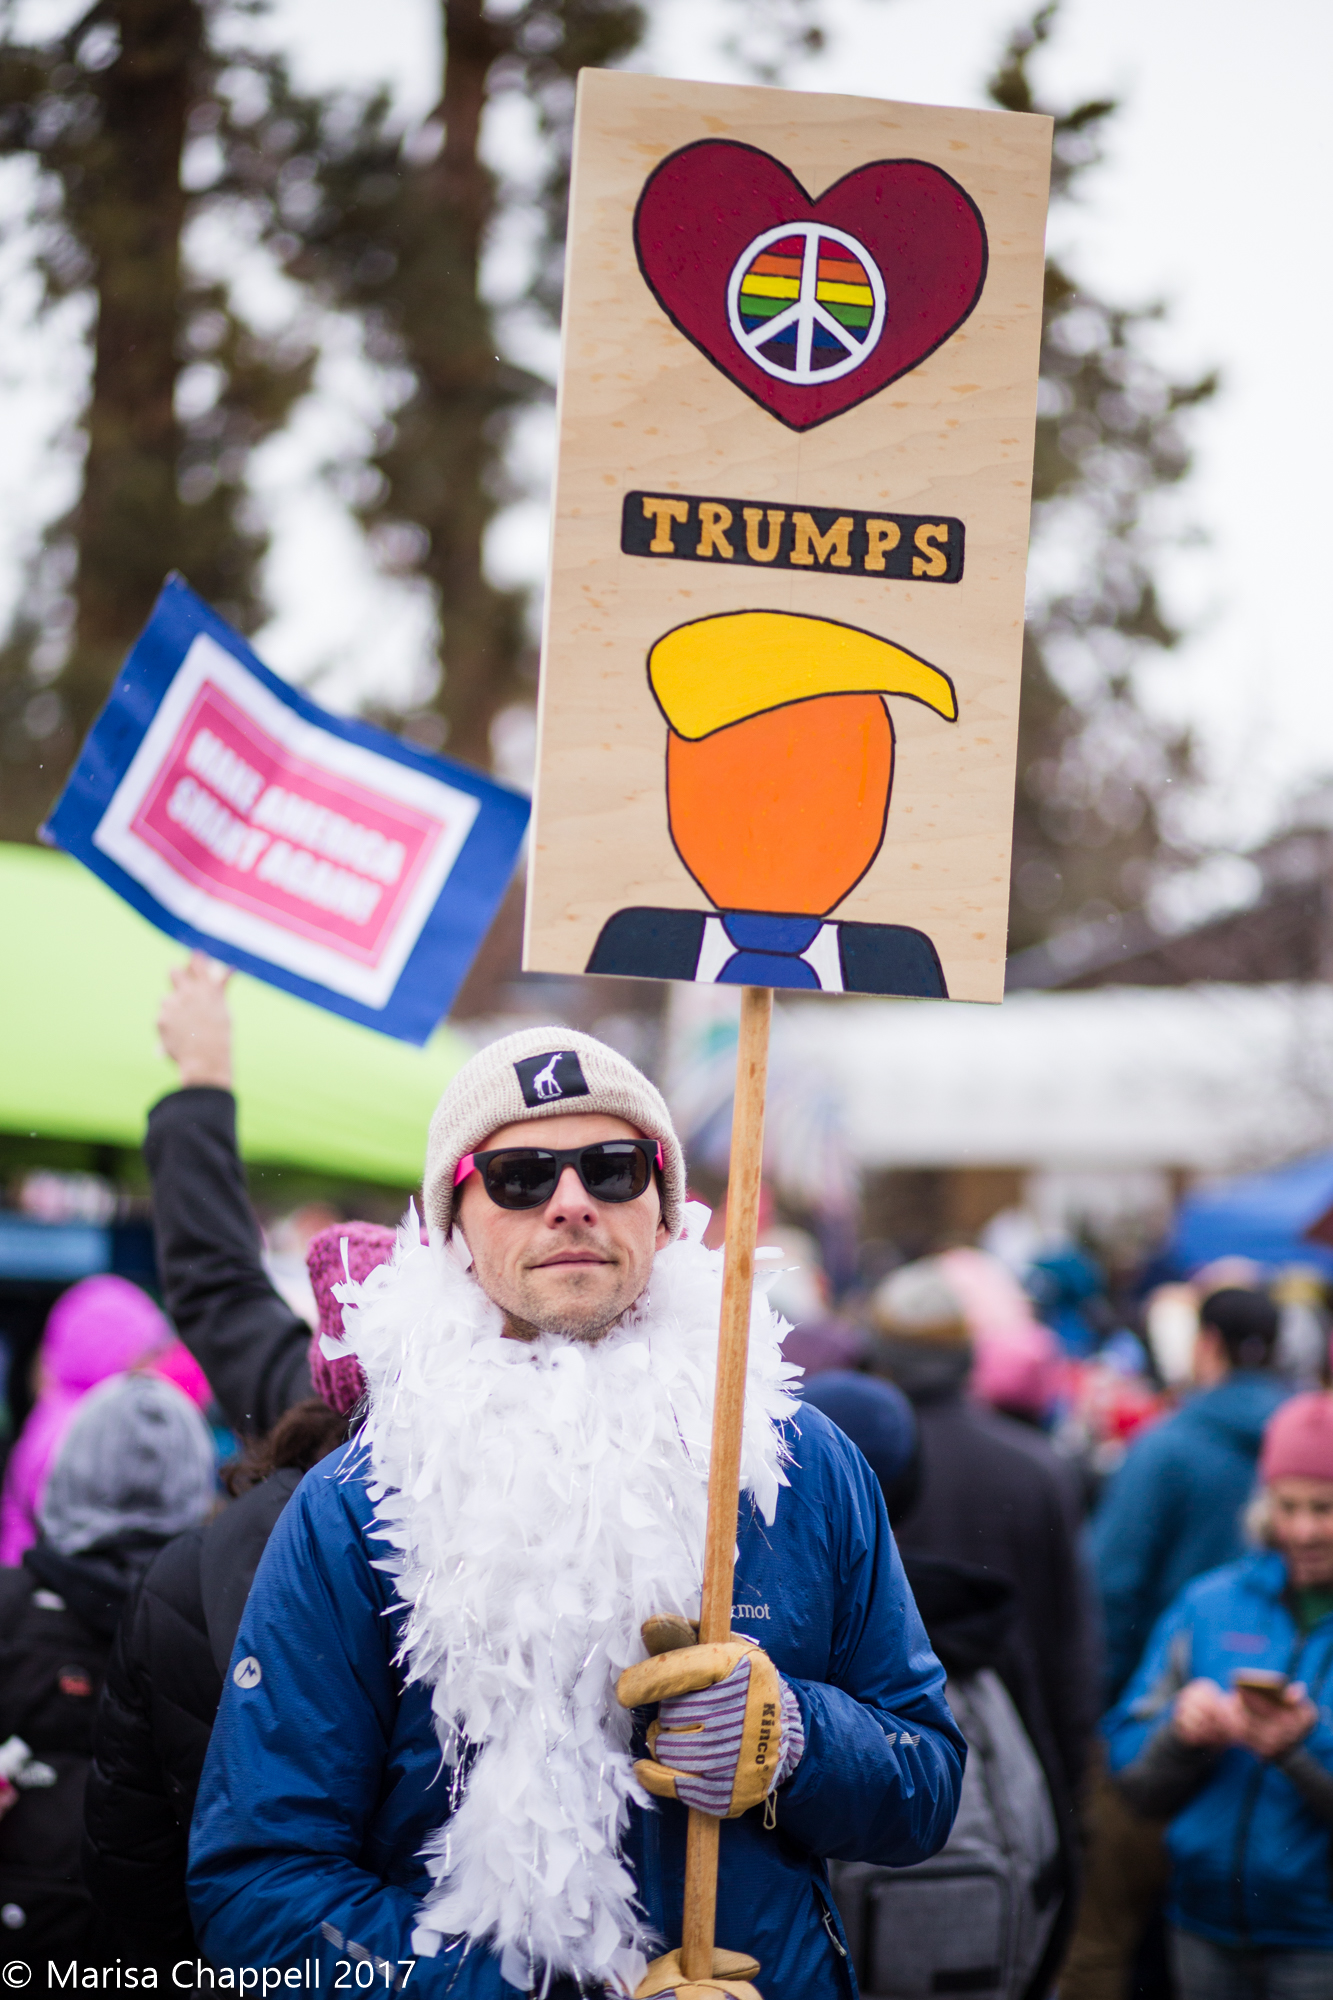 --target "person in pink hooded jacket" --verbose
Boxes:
[0,1274,176,1564]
